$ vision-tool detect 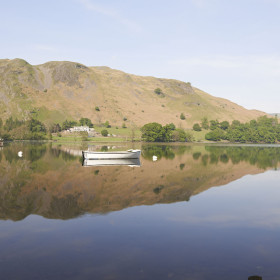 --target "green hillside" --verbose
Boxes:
[0,58,266,128]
